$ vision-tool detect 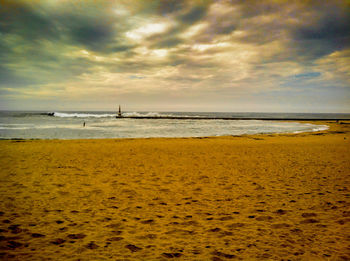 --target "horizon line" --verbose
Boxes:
[1,109,350,114]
